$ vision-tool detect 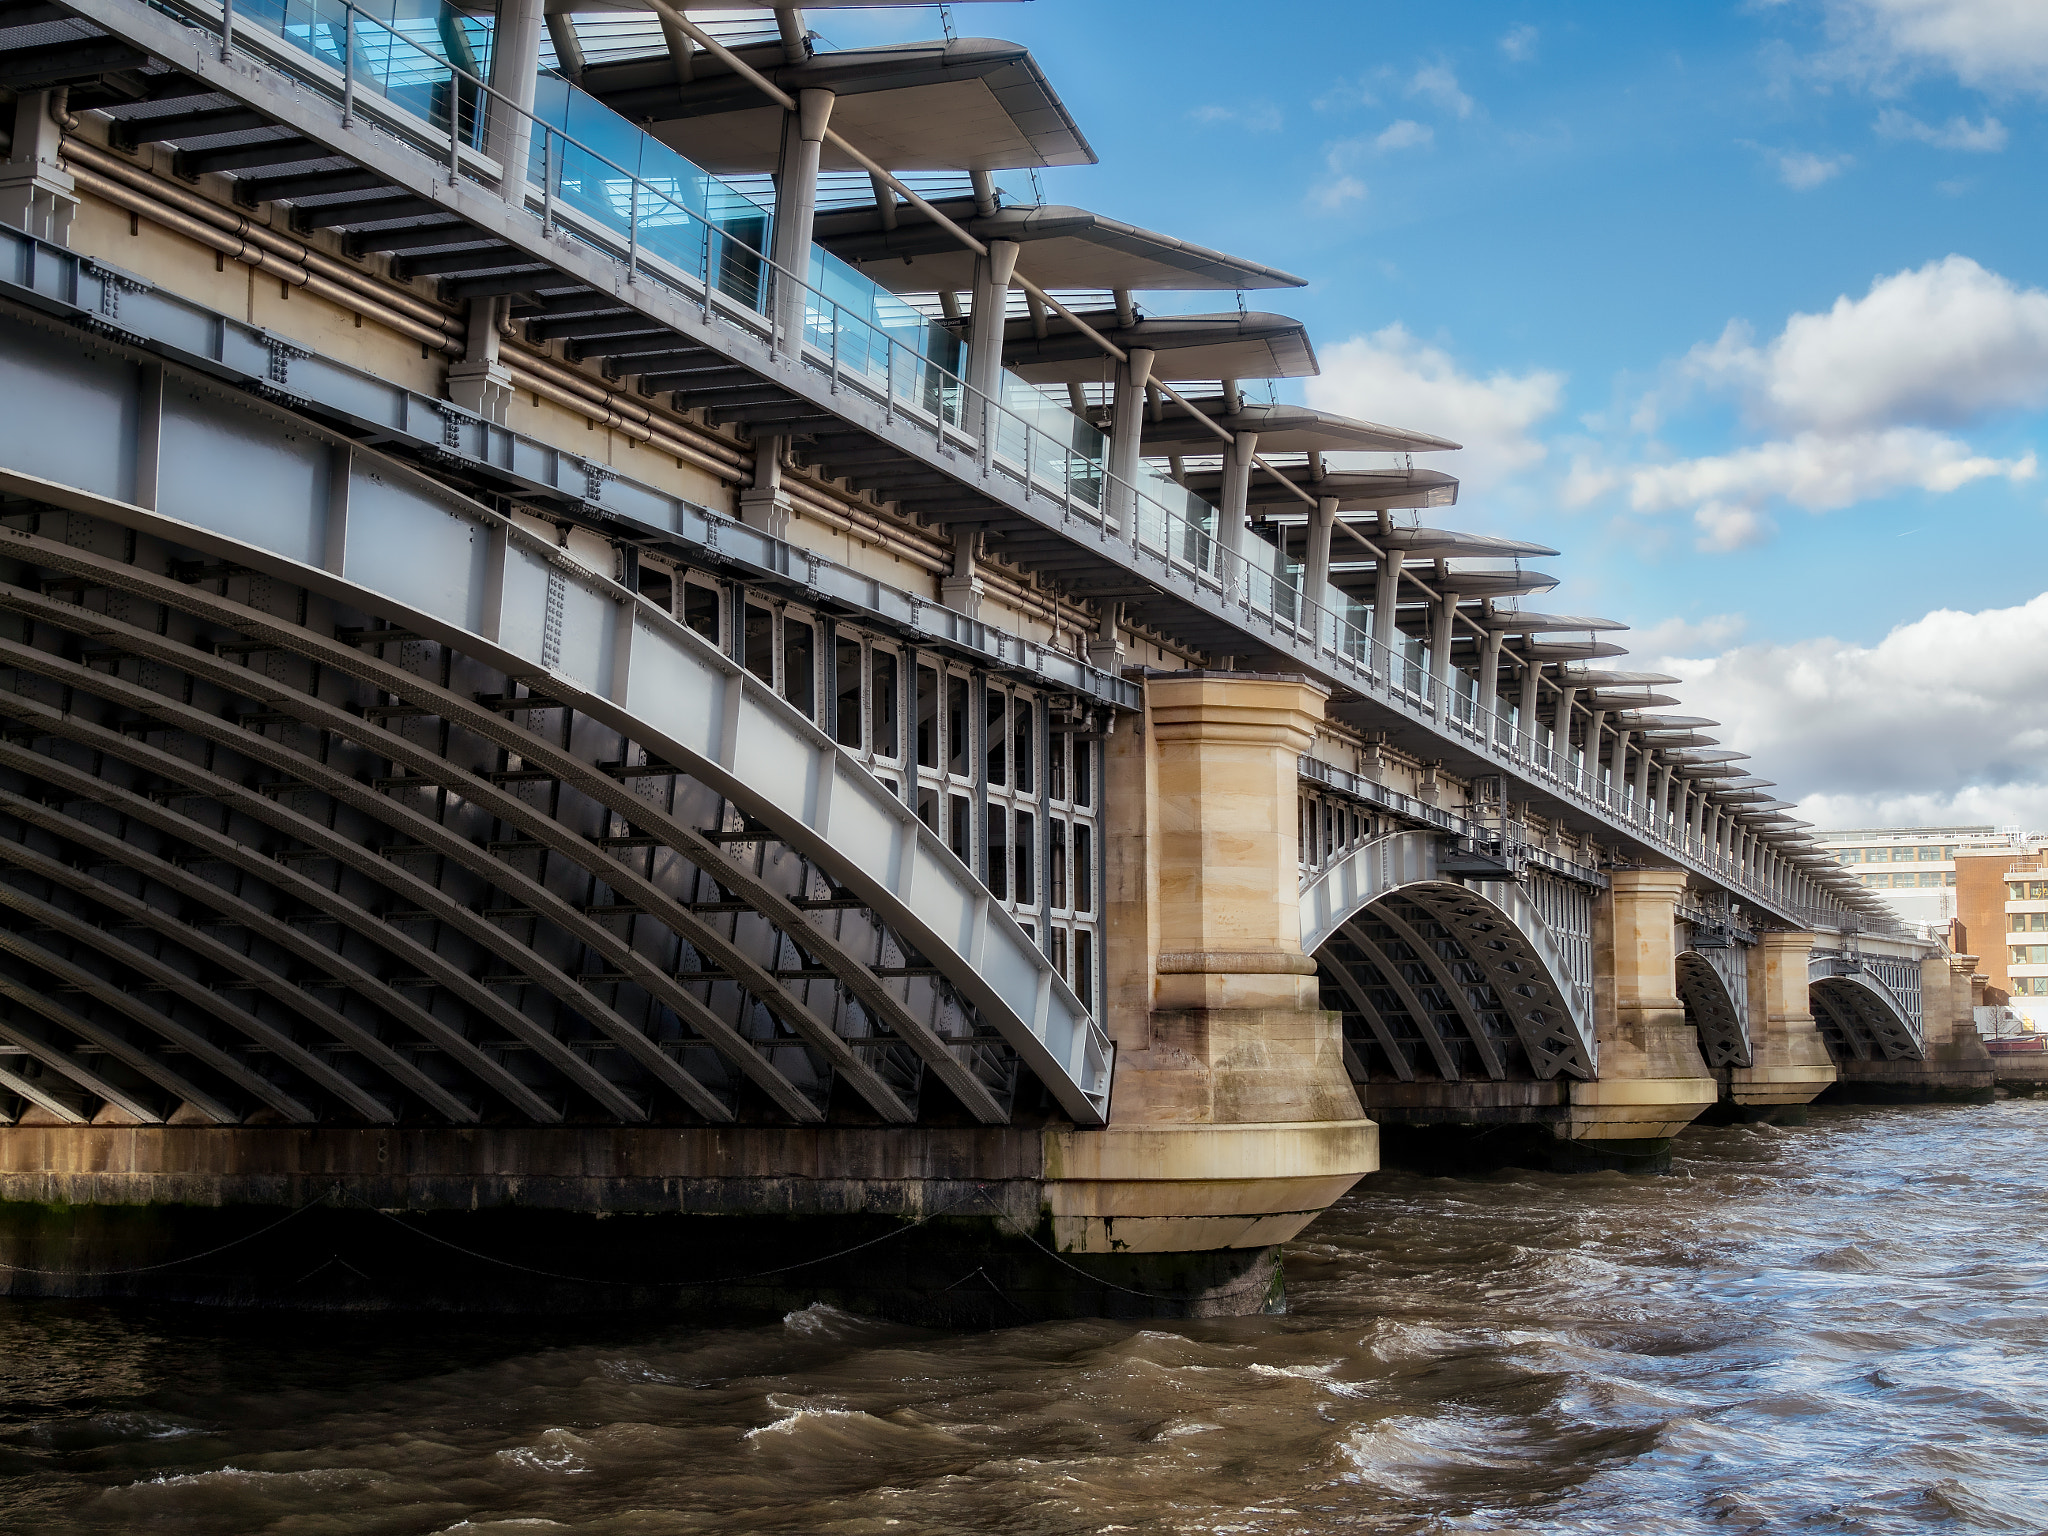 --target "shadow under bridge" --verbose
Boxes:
[1809,953,1925,1063]
[0,314,1109,1131]
[1299,832,1598,1086]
